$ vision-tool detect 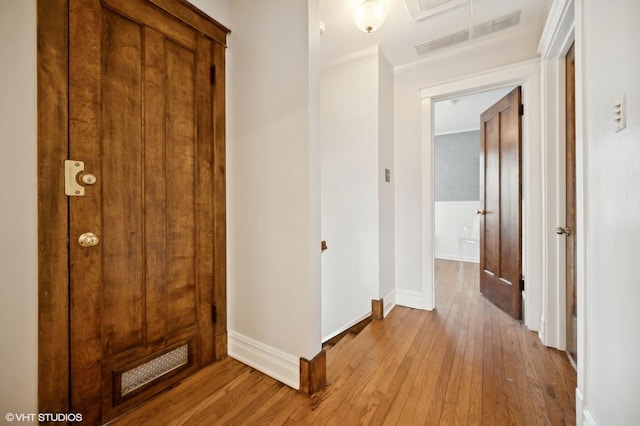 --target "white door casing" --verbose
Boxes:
[419,59,542,332]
